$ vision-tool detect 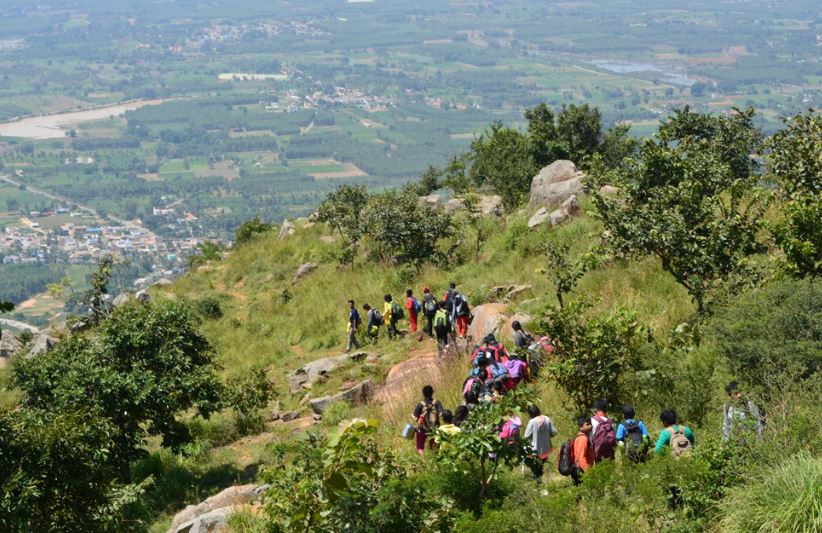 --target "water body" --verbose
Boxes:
[590,60,696,86]
[0,98,169,140]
